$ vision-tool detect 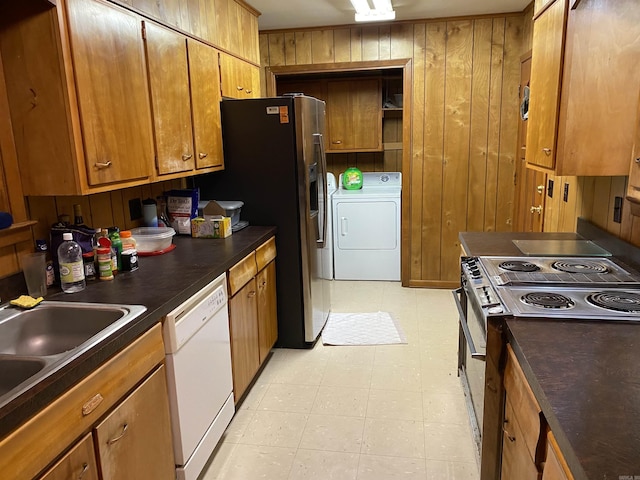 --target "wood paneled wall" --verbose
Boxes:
[543,175,640,245]
[260,16,526,285]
